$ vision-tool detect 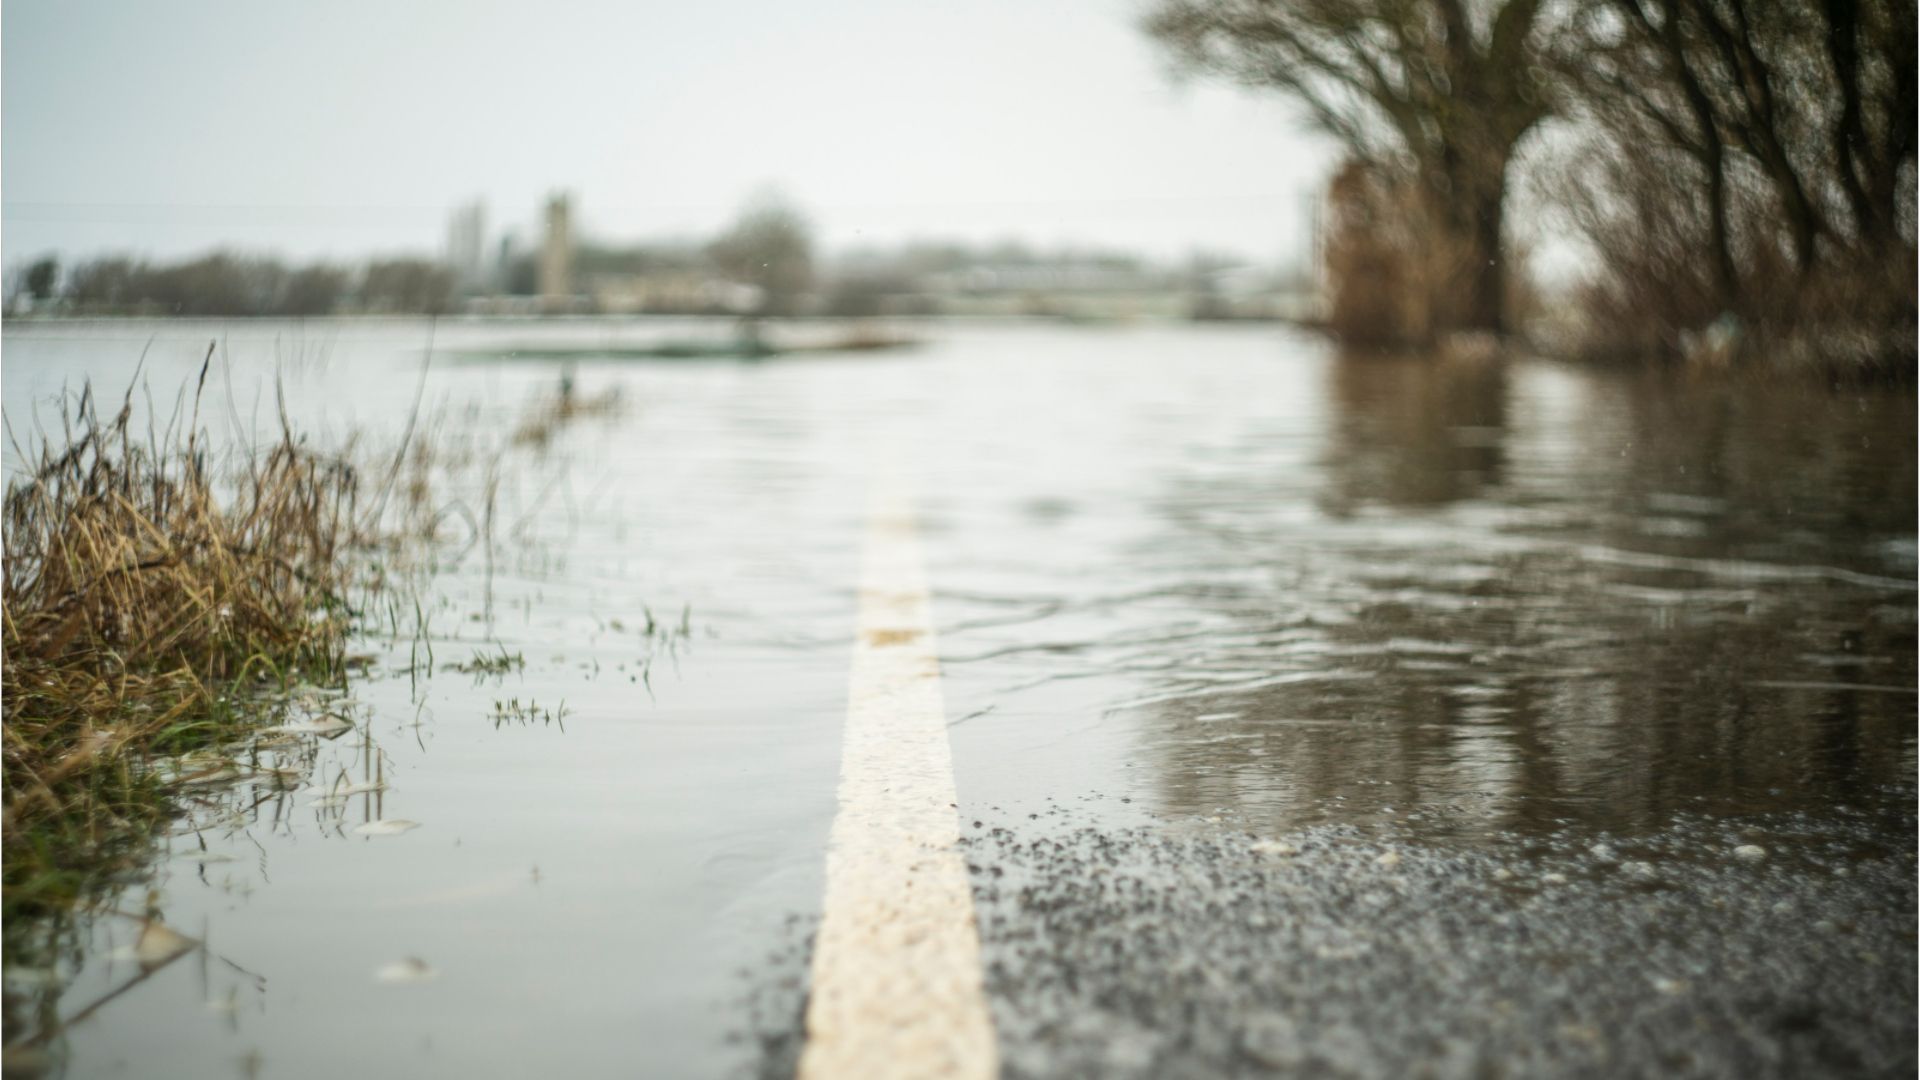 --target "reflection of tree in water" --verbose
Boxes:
[1137,359,1915,841]
[1141,593,1914,839]
[1598,373,1918,573]
[1319,349,1509,513]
